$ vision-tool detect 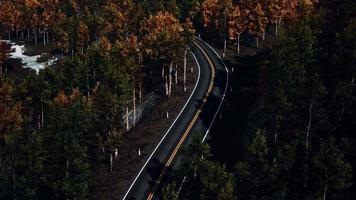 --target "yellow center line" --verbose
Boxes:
[147,41,216,200]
